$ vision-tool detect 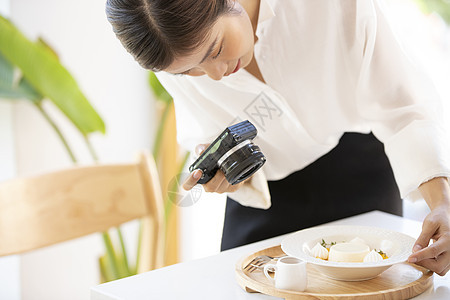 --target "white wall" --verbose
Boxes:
[179,190,226,261]
[0,3,21,300]
[0,100,21,299]
[7,0,155,299]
